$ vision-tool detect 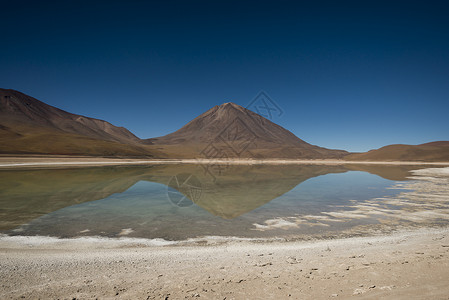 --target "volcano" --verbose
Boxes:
[144,102,348,159]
